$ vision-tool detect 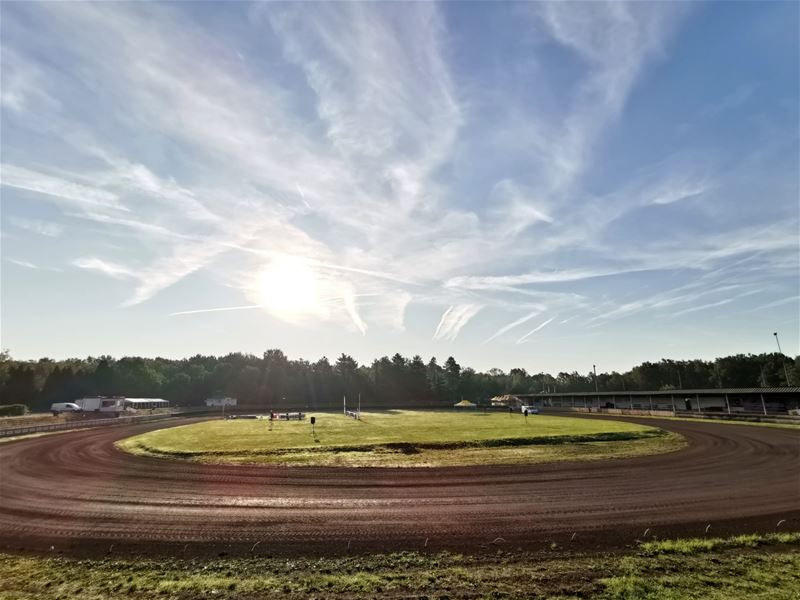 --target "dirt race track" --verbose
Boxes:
[0,416,798,558]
